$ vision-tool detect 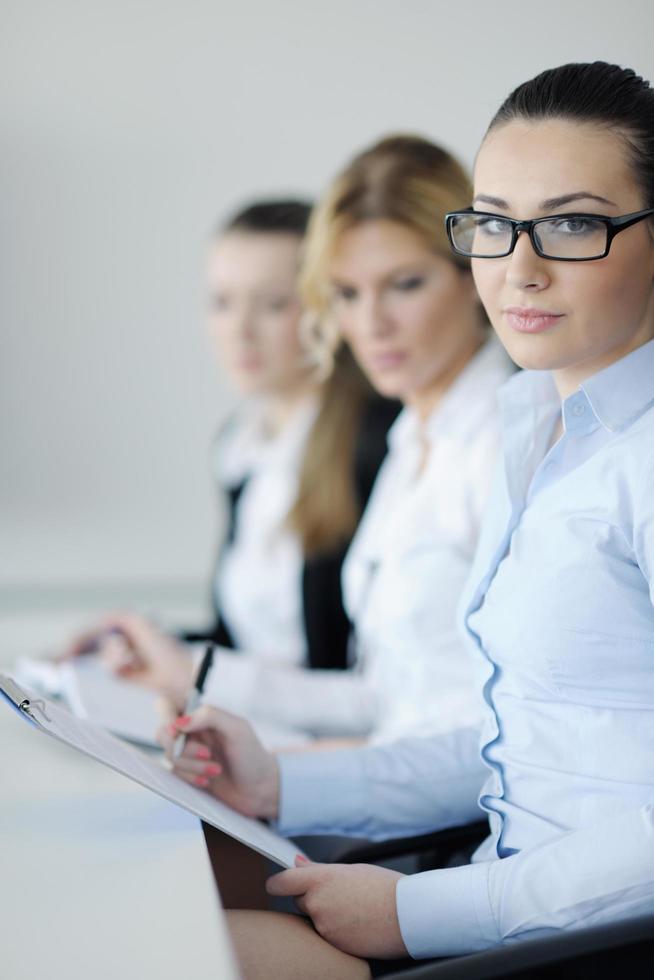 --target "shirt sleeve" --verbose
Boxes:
[277,726,485,840]
[201,650,380,737]
[396,801,654,958]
